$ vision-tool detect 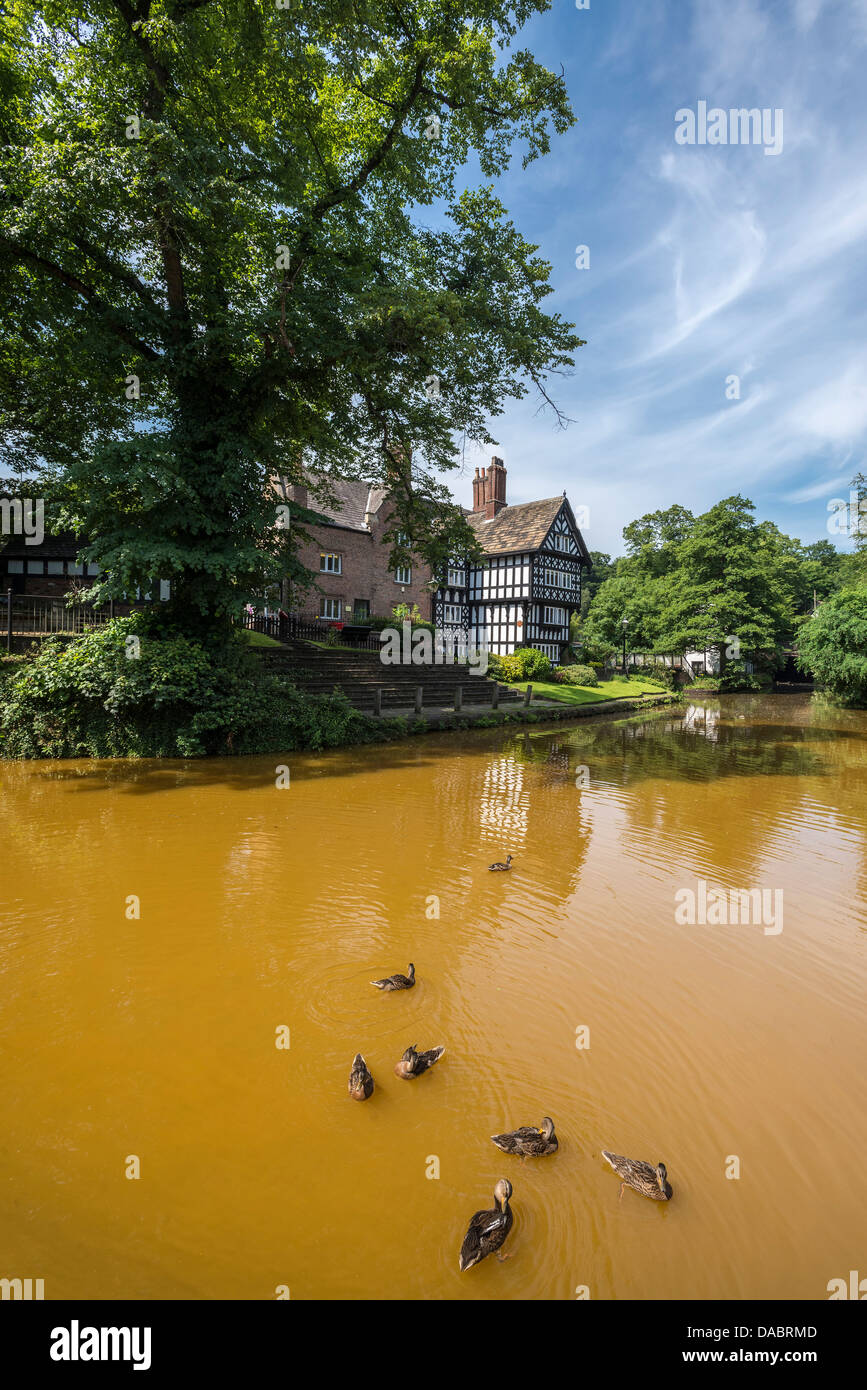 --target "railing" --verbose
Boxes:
[240,611,383,650]
[4,591,146,647]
